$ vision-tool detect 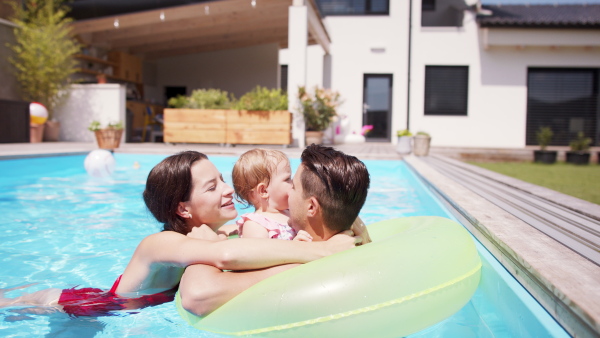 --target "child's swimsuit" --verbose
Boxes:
[58,275,177,317]
[237,213,296,240]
